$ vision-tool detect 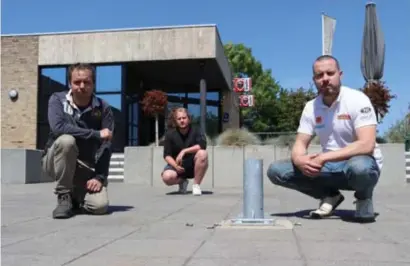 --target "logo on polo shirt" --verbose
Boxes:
[337,114,351,120]
[360,107,371,114]
[315,116,324,129]
[91,108,102,118]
